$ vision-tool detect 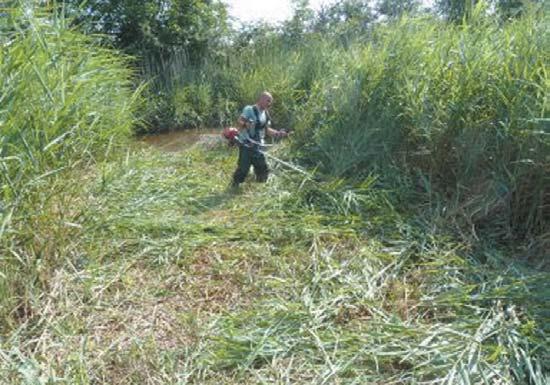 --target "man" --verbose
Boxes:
[231,91,287,188]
